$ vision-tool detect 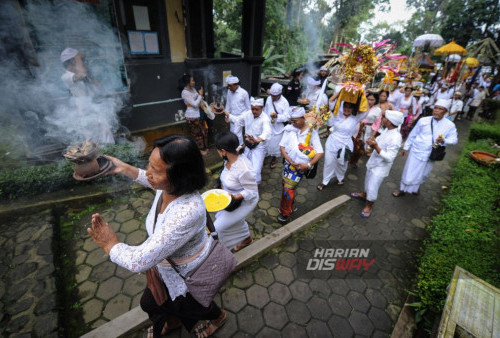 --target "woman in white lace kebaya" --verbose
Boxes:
[213,132,258,251]
[87,136,226,338]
